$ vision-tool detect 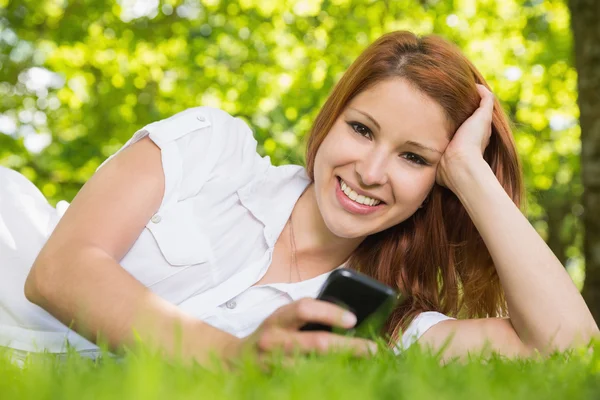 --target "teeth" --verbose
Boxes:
[339,178,381,206]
